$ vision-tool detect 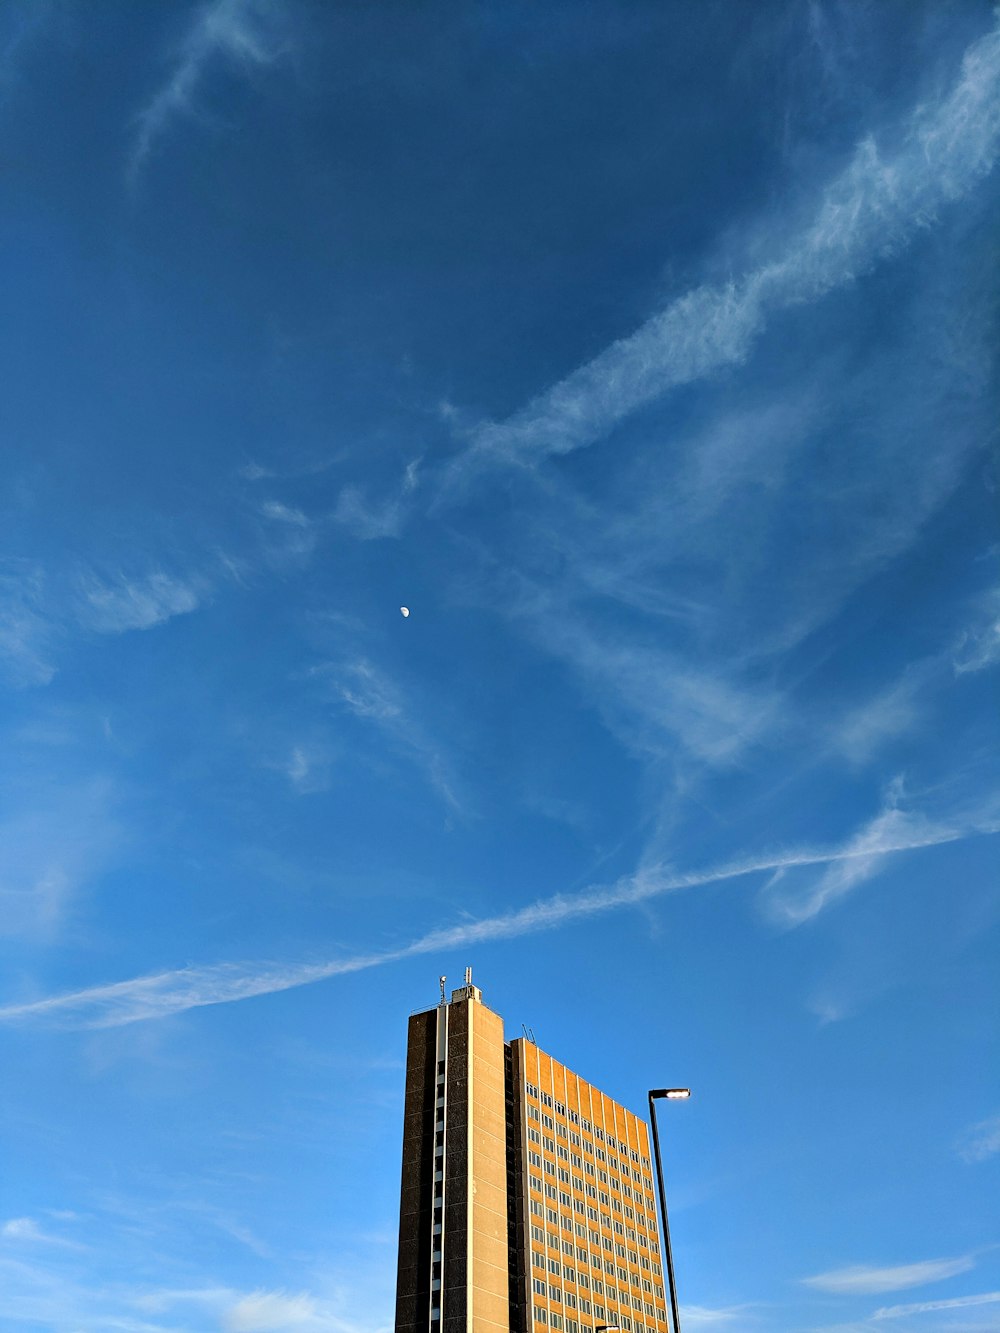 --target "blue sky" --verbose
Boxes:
[1,1,999,1329]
